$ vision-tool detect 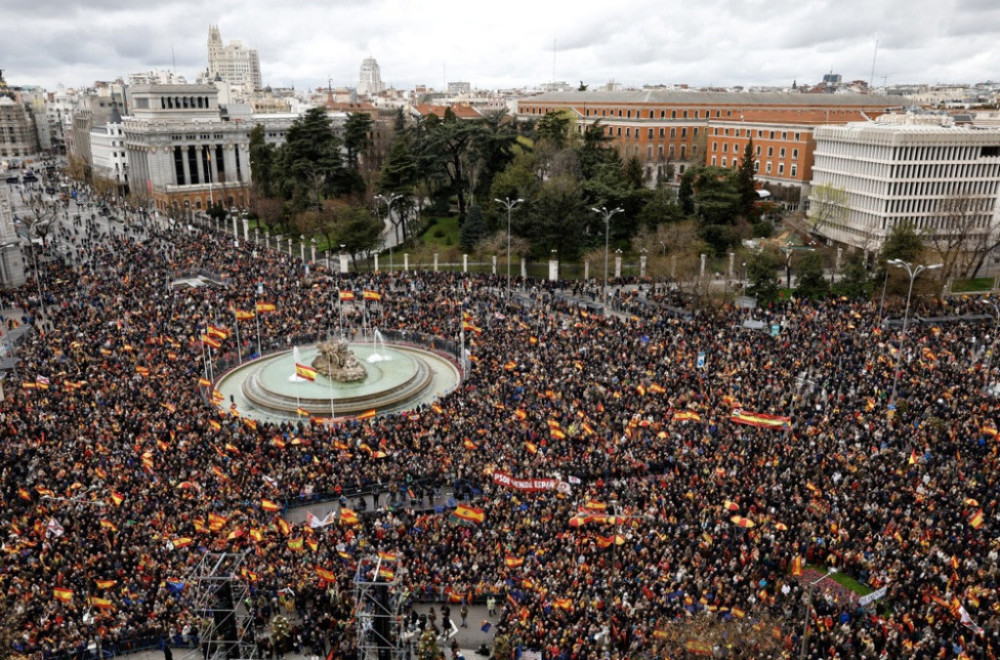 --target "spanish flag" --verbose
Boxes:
[378,551,398,562]
[296,407,309,417]
[363,290,381,301]
[969,509,984,529]
[730,409,791,430]
[256,302,276,313]
[90,596,114,610]
[462,321,482,334]
[209,420,222,431]
[295,363,318,381]
[173,537,194,549]
[791,555,803,576]
[340,508,359,526]
[552,598,573,610]
[504,555,524,568]
[234,309,255,321]
[355,409,376,420]
[450,504,485,525]
[201,335,222,349]
[673,410,702,423]
[53,588,73,603]
[135,366,150,377]
[287,538,304,551]
[110,491,124,507]
[339,291,355,301]
[99,519,118,532]
[316,567,338,582]
[95,579,117,589]
[261,499,281,513]
[207,326,229,339]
